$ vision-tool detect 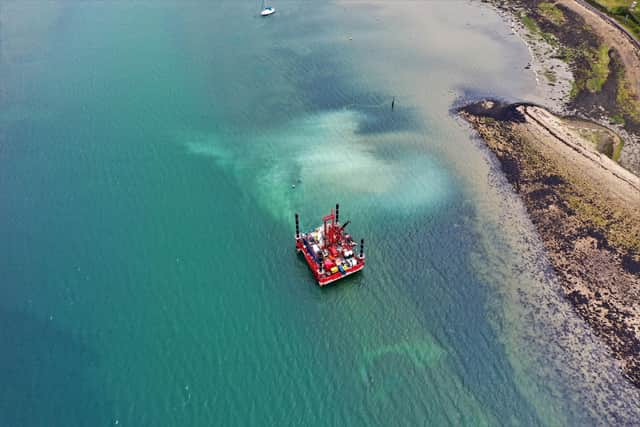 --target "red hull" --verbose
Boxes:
[296,238,365,286]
